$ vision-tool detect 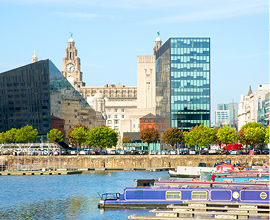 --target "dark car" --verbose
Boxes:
[219,149,229,155]
[241,148,250,155]
[200,149,208,155]
[179,149,188,155]
[262,148,270,154]
[253,148,261,155]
